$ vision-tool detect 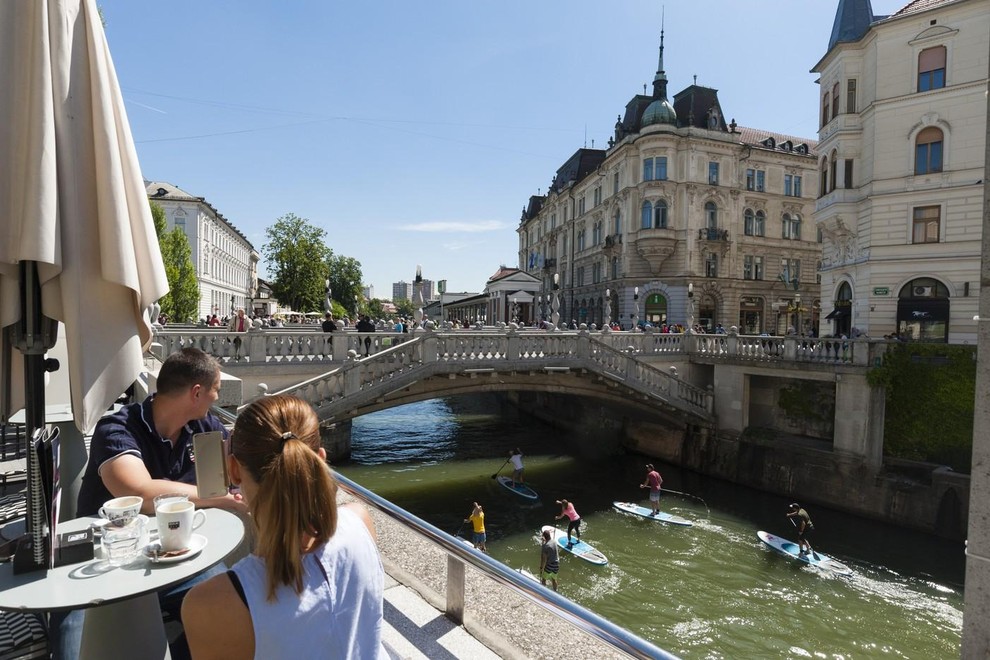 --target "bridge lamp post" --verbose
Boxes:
[687,282,695,329]
[511,297,518,324]
[633,286,639,331]
[795,293,802,335]
[324,278,332,314]
[551,273,561,328]
[414,264,424,328]
[604,288,611,329]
